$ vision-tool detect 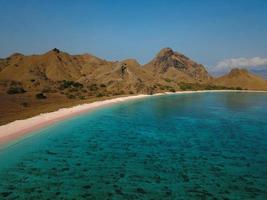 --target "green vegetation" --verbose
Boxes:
[159,85,165,90]
[21,102,29,107]
[164,78,172,83]
[158,84,176,92]
[168,88,176,92]
[36,93,47,99]
[146,87,155,95]
[88,84,98,91]
[152,85,158,89]
[66,94,75,99]
[68,88,79,92]
[7,86,26,94]
[79,96,86,100]
[52,48,60,53]
[179,83,193,91]
[96,93,104,97]
[113,90,125,96]
[179,82,243,91]
[58,80,83,90]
